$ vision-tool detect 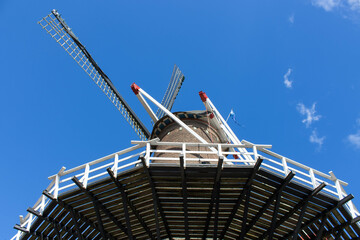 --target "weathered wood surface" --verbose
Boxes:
[20,164,360,240]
